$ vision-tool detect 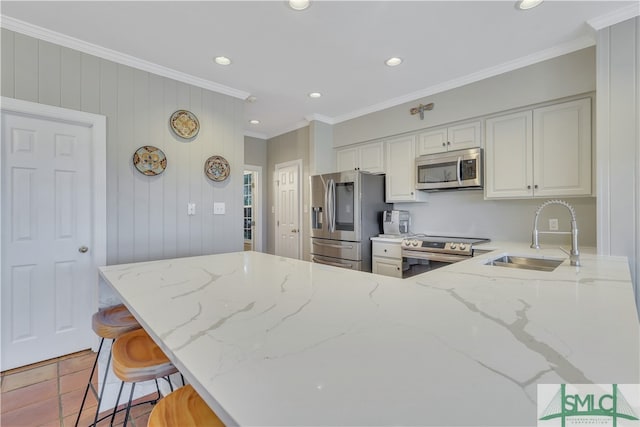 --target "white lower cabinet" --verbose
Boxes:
[485,97,592,199]
[372,241,402,278]
[385,135,427,202]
